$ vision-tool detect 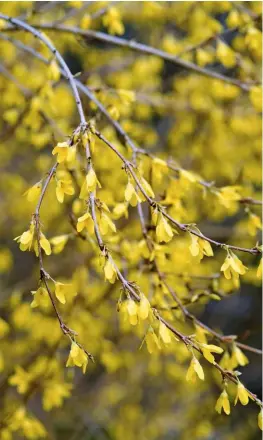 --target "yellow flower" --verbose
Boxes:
[24,183,41,203]
[231,344,249,367]
[189,234,213,259]
[247,212,262,236]
[186,357,204,382]
[113,203,128,219]
[258,409,263,431]
[79,168,101,199]
[82,131,95,152]
[118,89,135,104]
[200,343,223,364]
[104,258,117,284]
[196,49,214,67]
[50,235,68,254]
[216,40,236,68]
[66,342,88,373]
[145,328,161,354]
[38,233,52,256]
[9,366,31,394]
[99,212,116,235]
[43,380,72,411]
[14,223,35,252]
[76,212,94,234]
[215,389,231,415]
[31,286,49,309]
[48,60,61,81]
[15,225,51,256]
[124,181,141,206]
[102,7,124,35]
[156,214,173,243]
[56,178,74,203]
[159,321,171,344]
[234,382,251,406]
[127,299,138,326]
[138,294,151,320]
[54,282,71,304]
[67,144,77,165]
[138,239,151,260]
[221,251,247,280]
[140,177,155,199]
[226,10,241,28]
[152,158,169,183]
[52,142,70,163]
[217,186,241,208]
